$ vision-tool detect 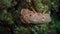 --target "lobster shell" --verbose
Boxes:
[20,8,51,24]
